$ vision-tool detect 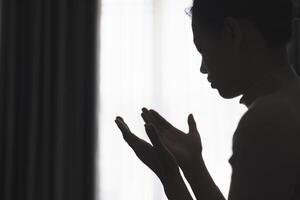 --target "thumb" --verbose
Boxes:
[188,114,198,133]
